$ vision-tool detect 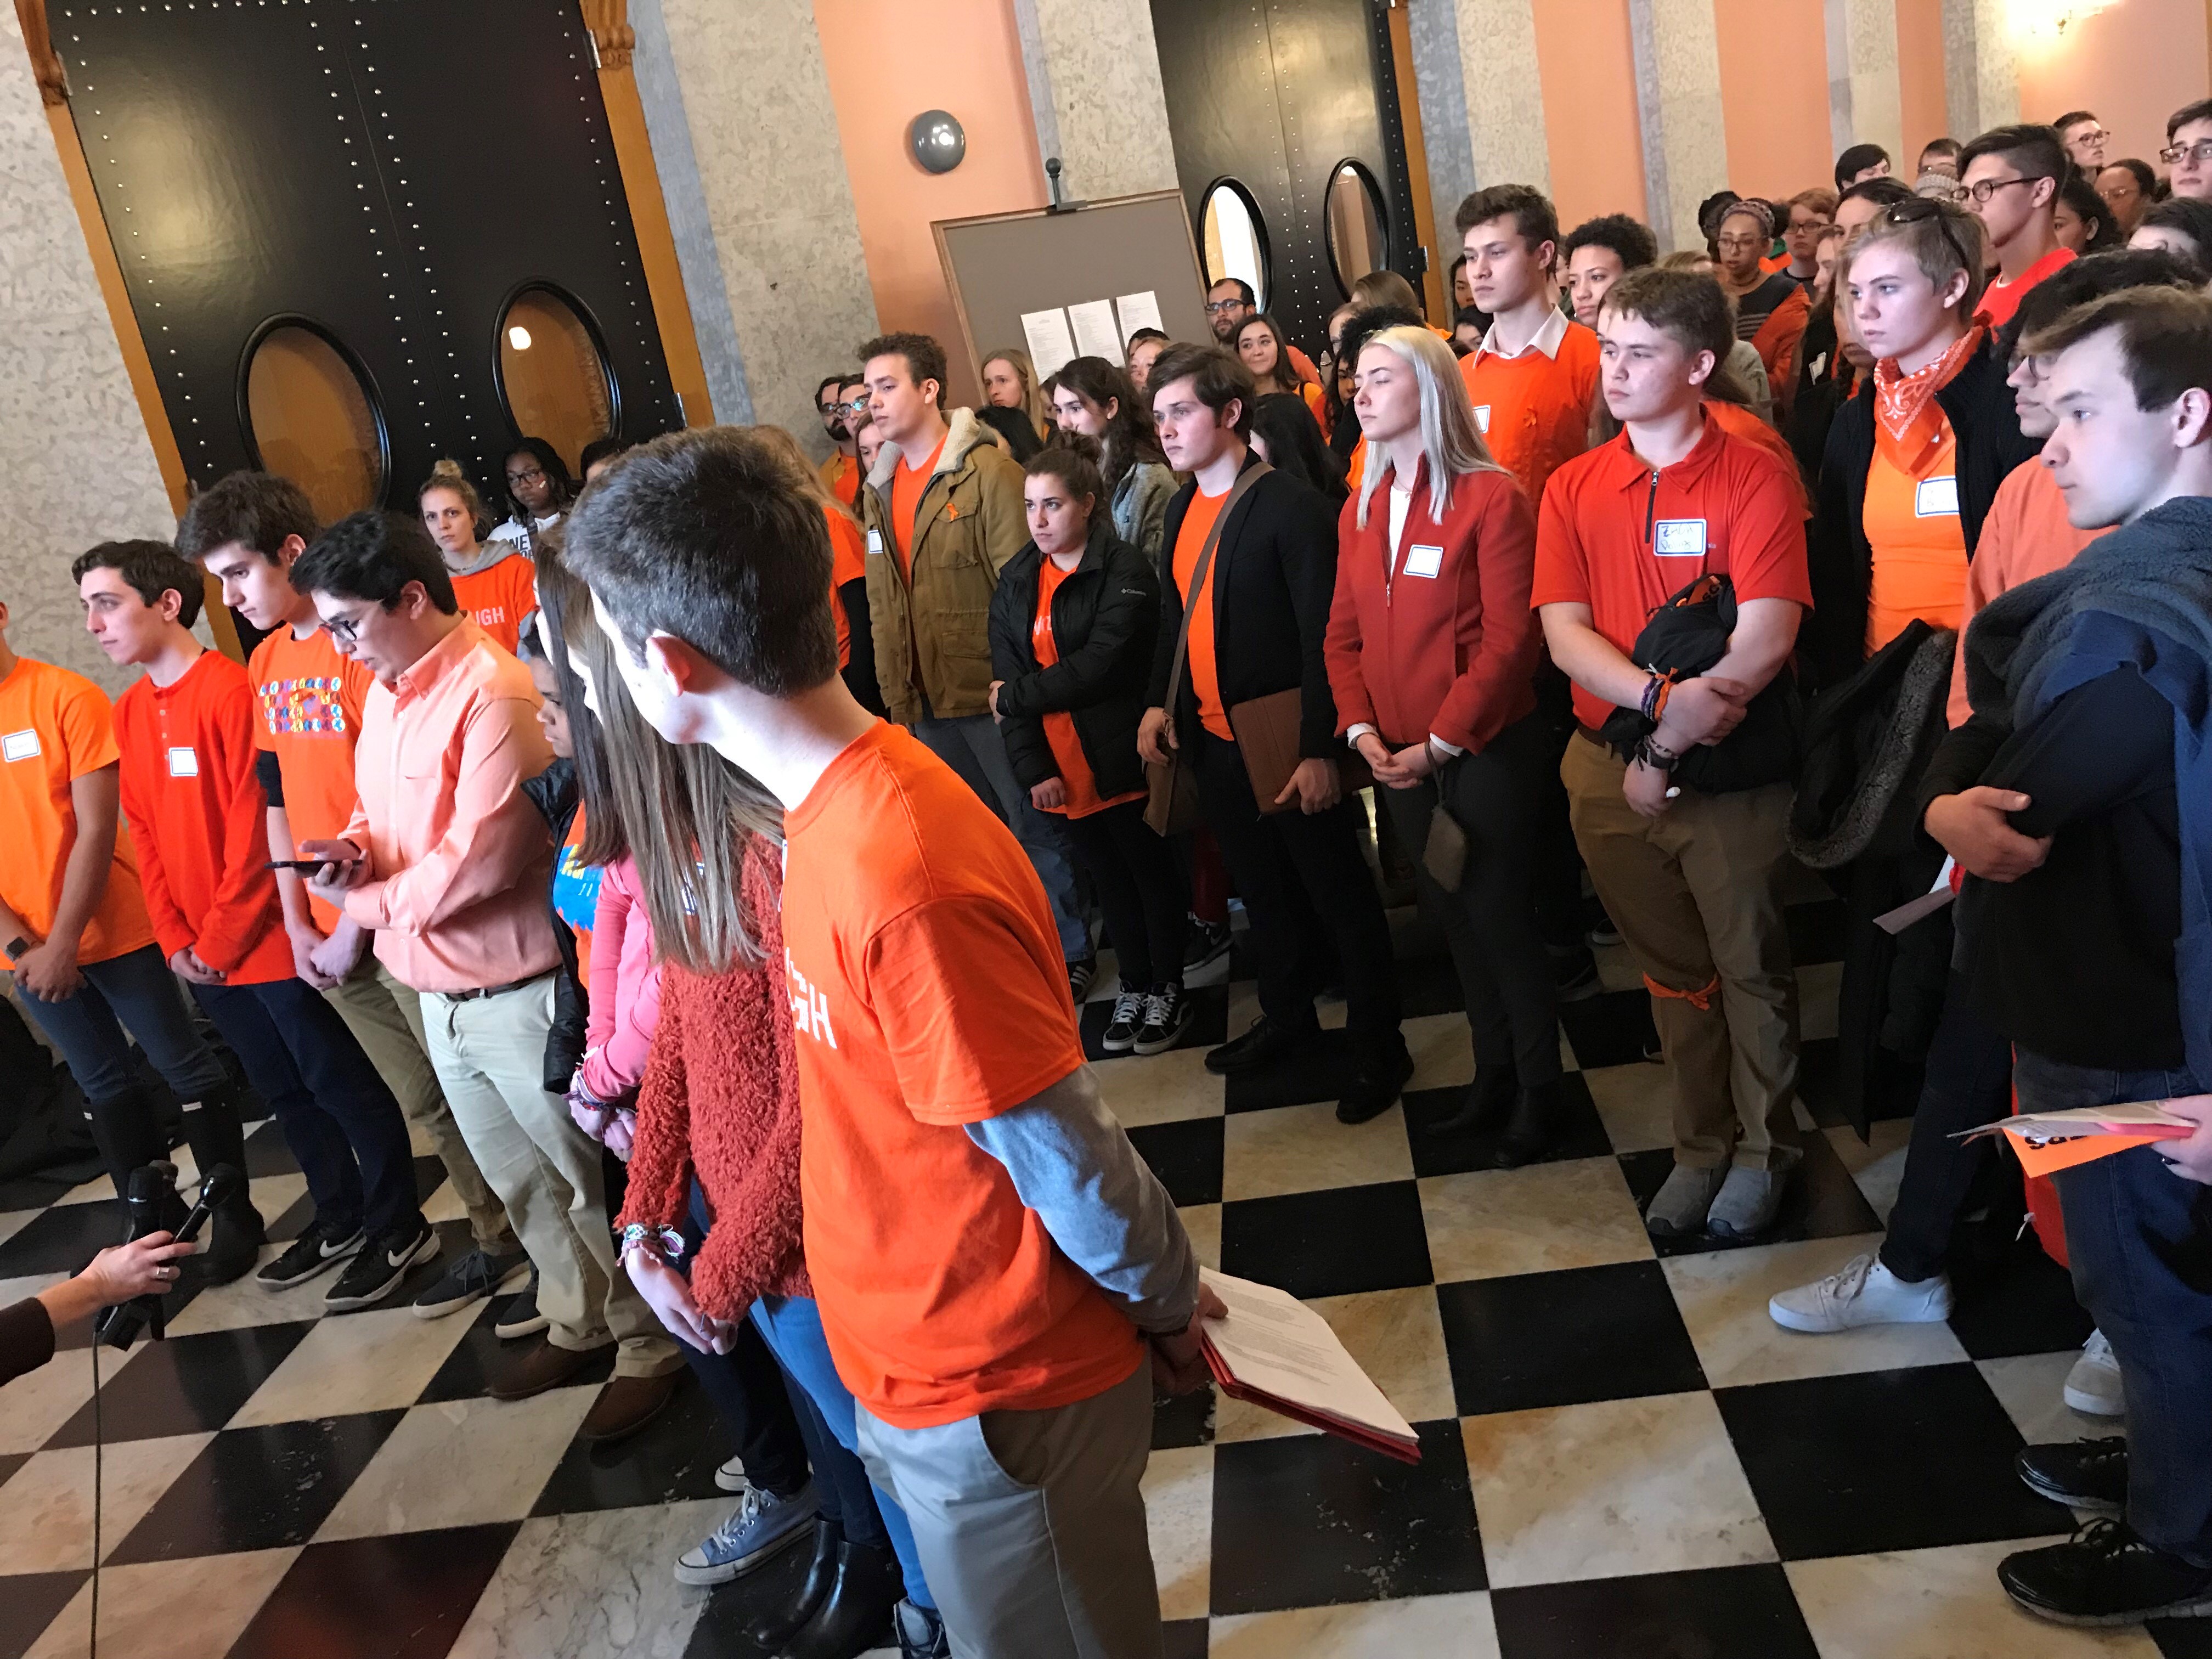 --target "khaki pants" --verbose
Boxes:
[320,960,514,1250]
[420,973,679,1379]
[1562,735,1802,1172]
[855,1363,1161,1659]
